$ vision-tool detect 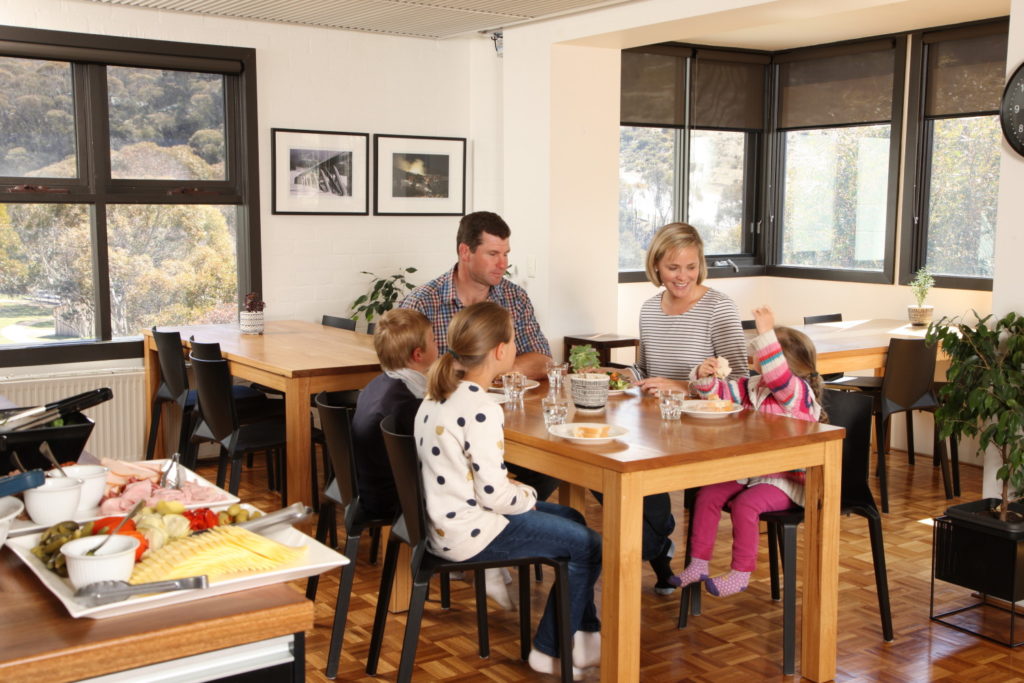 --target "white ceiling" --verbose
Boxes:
[84,0,636,40]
